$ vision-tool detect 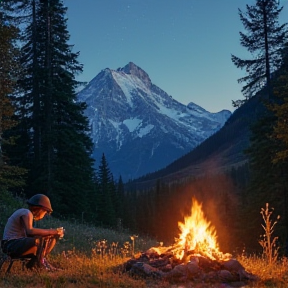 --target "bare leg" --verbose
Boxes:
[40,237,59,271]
[26,237,58,270]
[43,237,57,256]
